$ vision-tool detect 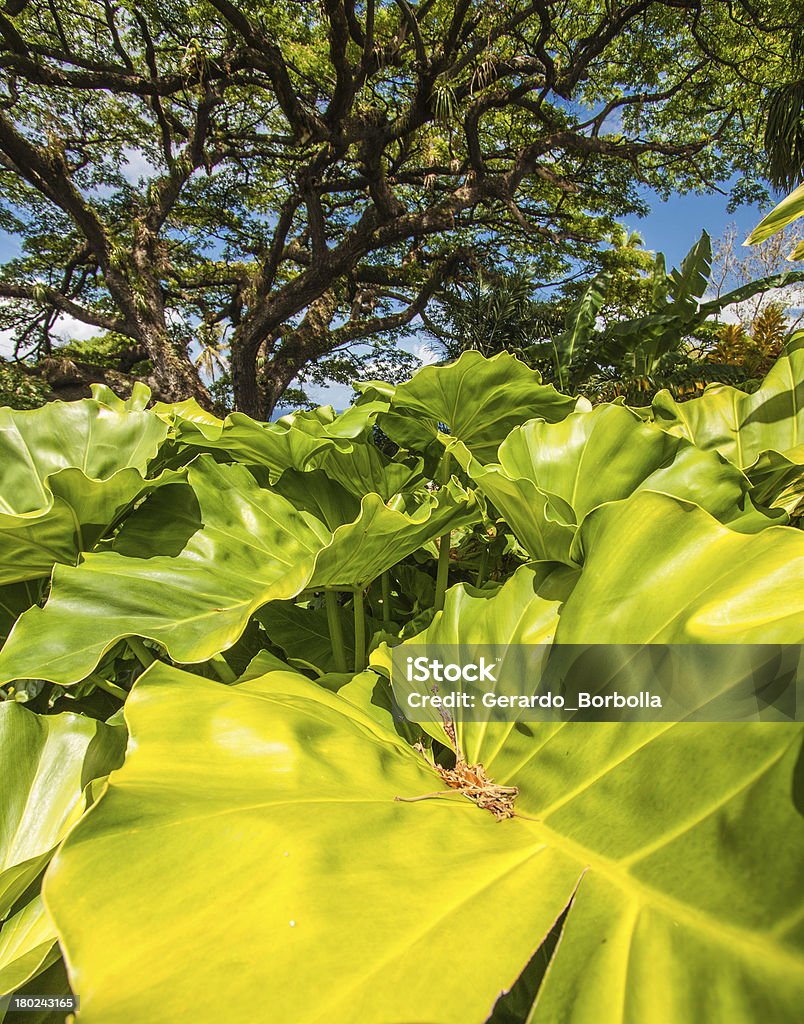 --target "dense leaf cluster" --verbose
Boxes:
[0,343,802,1022]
